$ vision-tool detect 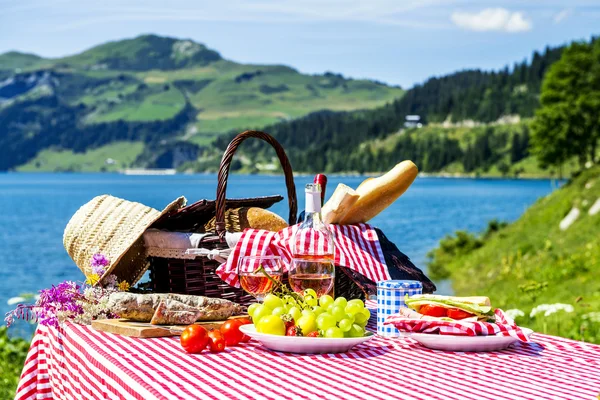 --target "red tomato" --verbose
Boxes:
[207,330,226,353]
[180,325,209,354]
[419,304,448,317]
[220,320,244,346]
[286,326,301,336]
[447,308,474,320]
[236,318,252,342]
